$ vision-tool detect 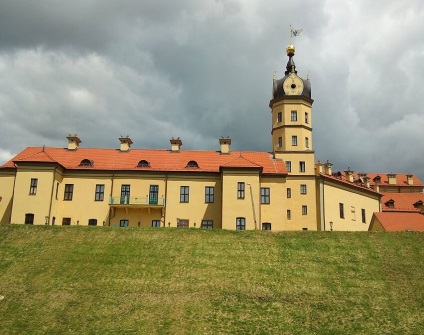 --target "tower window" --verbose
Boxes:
[299,161,306,172]
[292,136,298,146]
[291,111,298,121]
[287,210,291,220]
[305,137,309,148]
[300,184,307,194]
[286,161,291,172]
[305,112,309,124]
[277,112,282,122]
[287,188,291,198]
[278,137,283,148]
